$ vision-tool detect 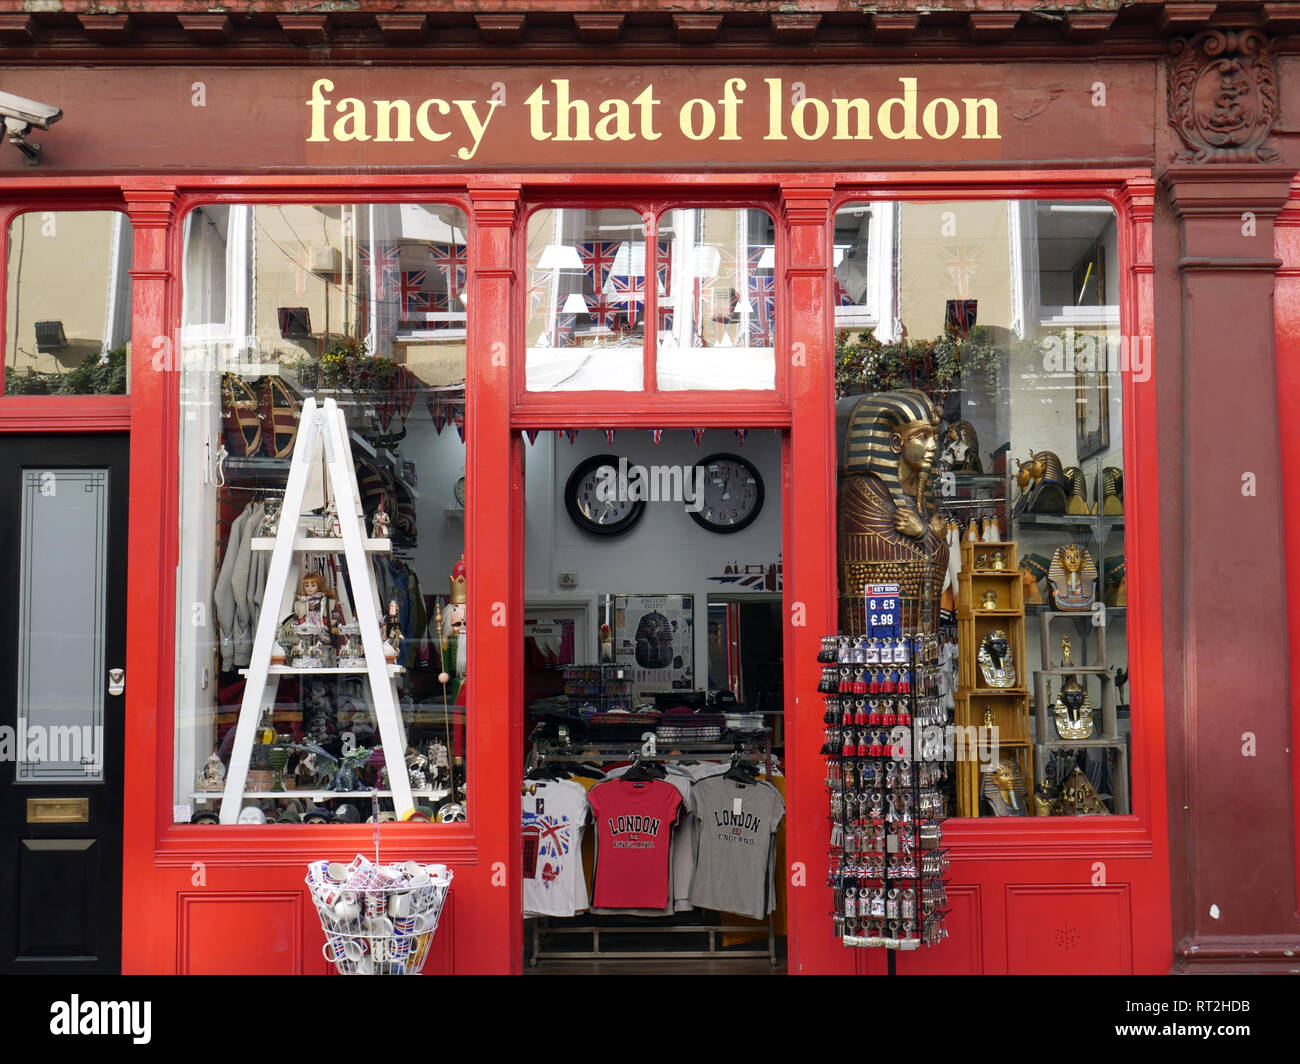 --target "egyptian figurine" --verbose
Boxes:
[977,629,1018,688]
[837,390,950,635]
[982,758,1028,816]
[1053,675,1096,741]
[1048,543,1099,611]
